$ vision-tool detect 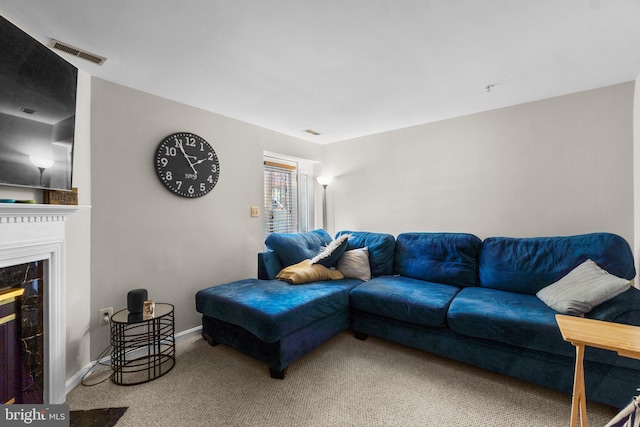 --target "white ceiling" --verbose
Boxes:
[1,0,640,144]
